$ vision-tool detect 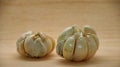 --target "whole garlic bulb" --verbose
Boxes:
[16,31,55,57]
[56,25,99,61]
